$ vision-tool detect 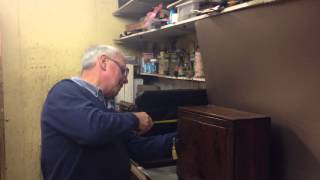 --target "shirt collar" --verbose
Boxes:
[70,76,105,101]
